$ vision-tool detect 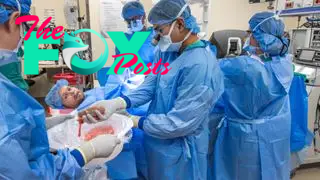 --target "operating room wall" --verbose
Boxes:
[31,0,88,26]
[31,0,67,26]
[195,0,298,36]
[209,0,271,32]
